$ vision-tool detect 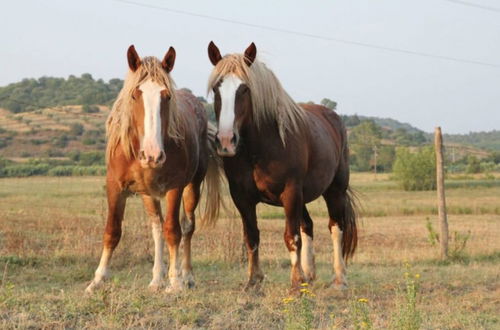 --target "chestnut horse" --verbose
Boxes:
[86,45,221,293]
[207,42,357,290]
